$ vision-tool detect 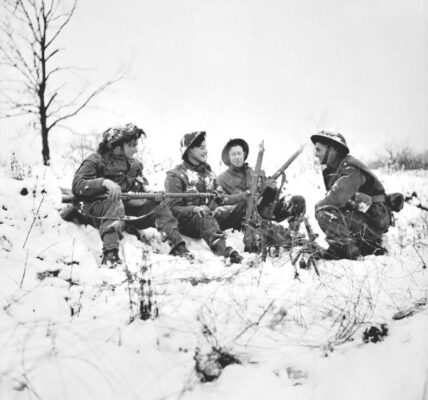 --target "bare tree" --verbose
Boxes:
[0,0,121,165]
